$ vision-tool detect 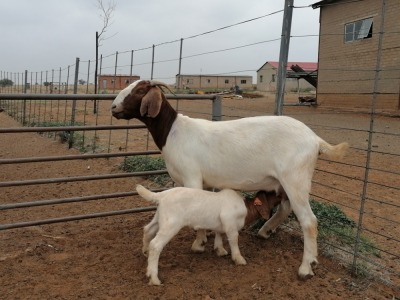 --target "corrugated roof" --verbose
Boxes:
[267,61,318,71]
